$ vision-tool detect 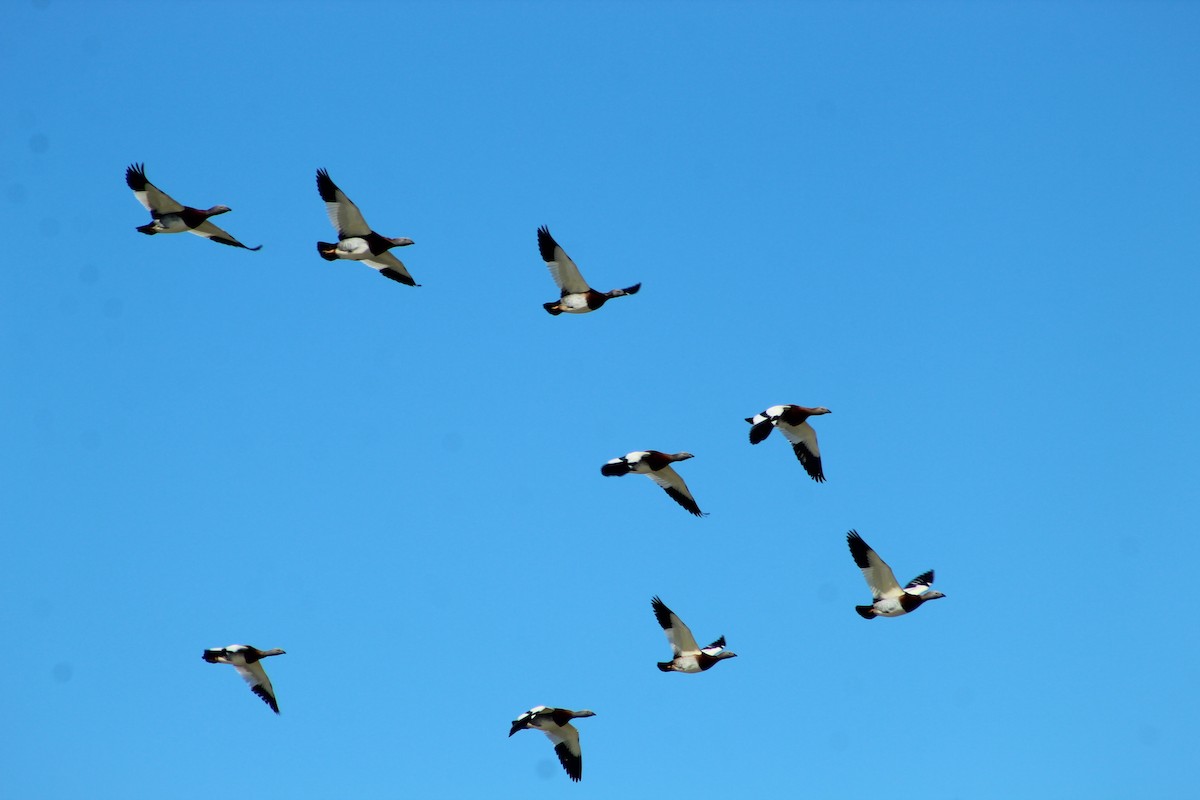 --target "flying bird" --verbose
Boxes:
[315,168,418,286]
[537,226,640,314]
[202,644,286,713]
[601,450,705,516]
[650,596,737,673]
[124,163,261,250]
[509,706,596,782]
[846,530,945,619]
[745,404,831,482]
